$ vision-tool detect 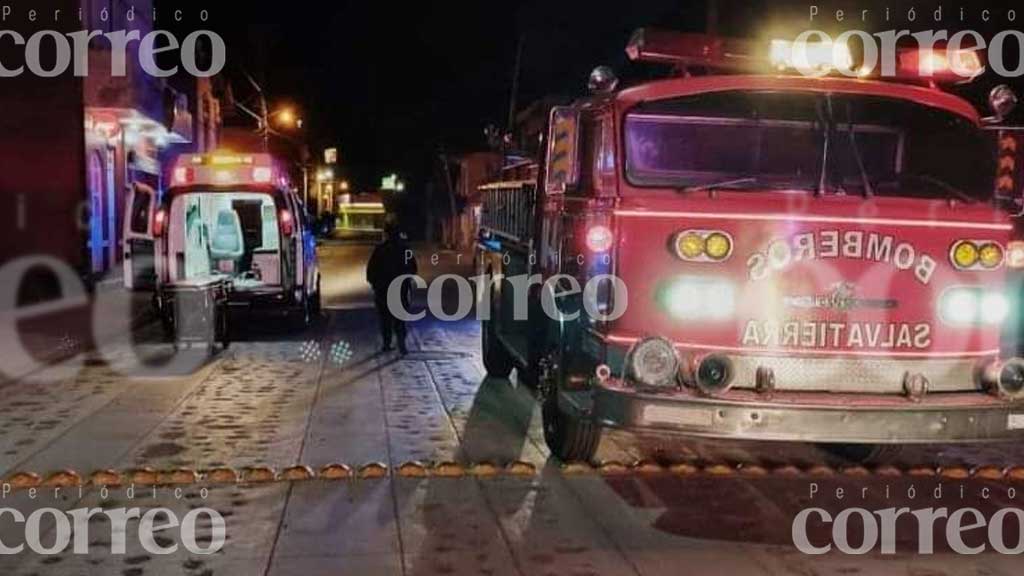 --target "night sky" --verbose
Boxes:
[177,0,715,190]
[173,0,1021,191]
